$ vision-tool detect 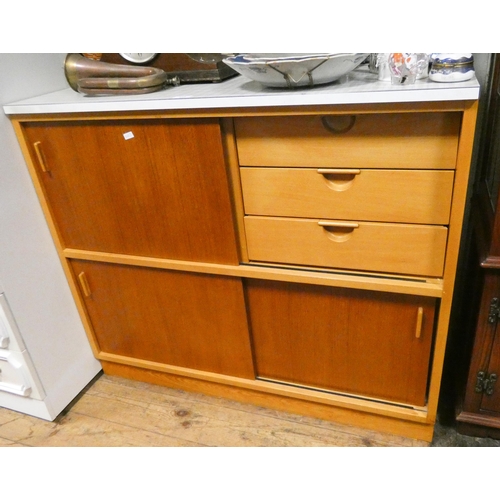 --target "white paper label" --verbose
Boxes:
[123,131,134,140]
